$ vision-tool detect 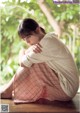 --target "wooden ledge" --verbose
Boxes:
[1,93,80,113]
